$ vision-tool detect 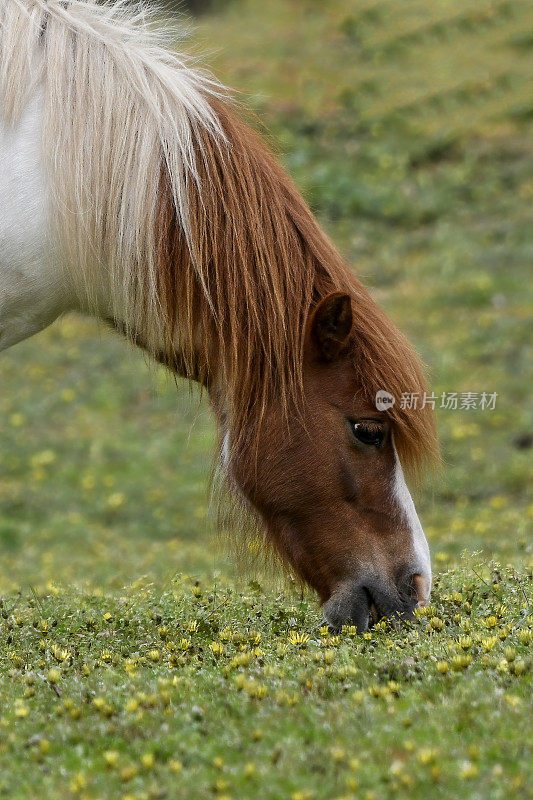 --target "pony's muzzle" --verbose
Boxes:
[322,572,425,632]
